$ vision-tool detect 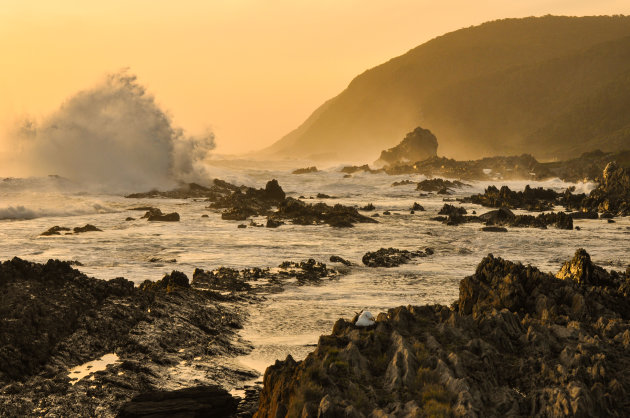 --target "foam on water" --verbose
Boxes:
[1,161,627,376]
